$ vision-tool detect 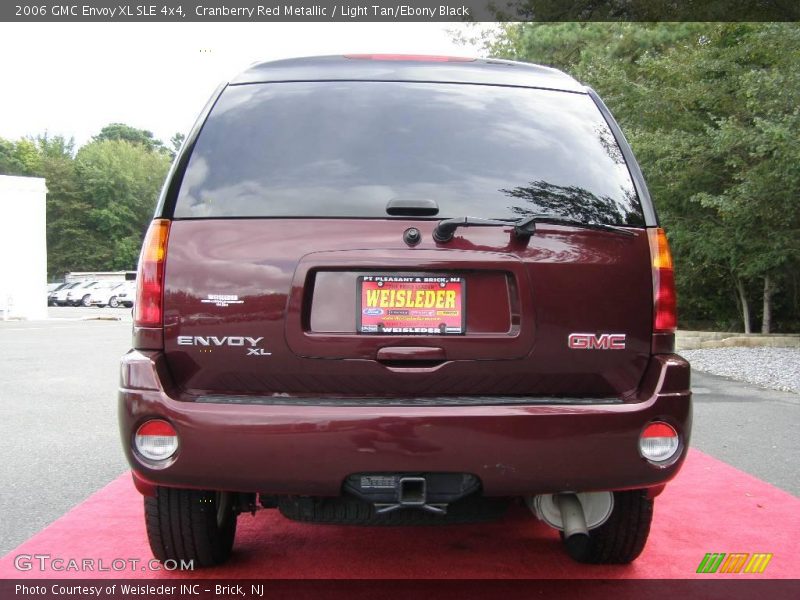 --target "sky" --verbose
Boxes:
[0,22,488,148]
